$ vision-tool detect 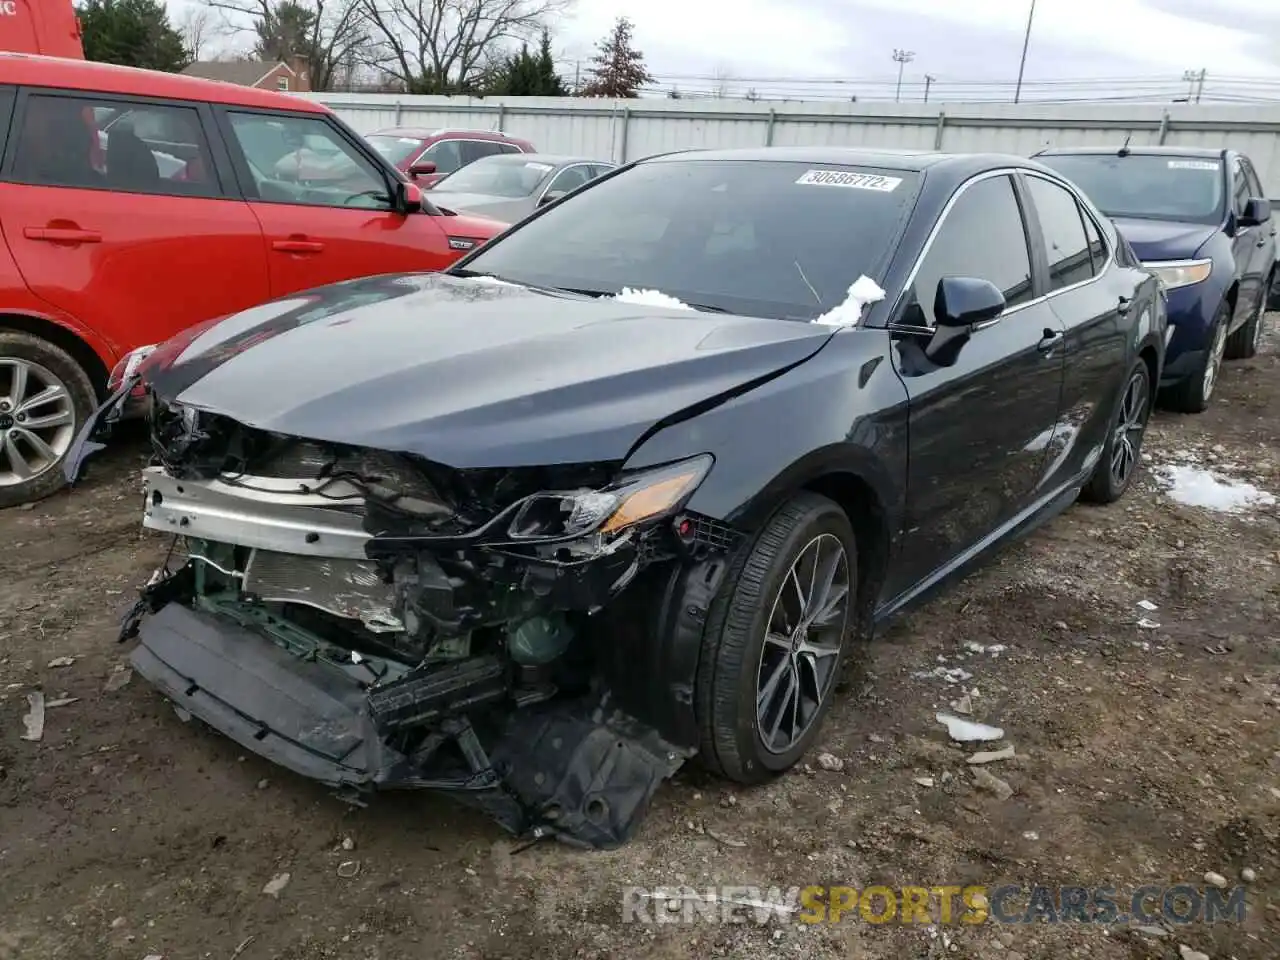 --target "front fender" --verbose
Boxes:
[623,331,909,535]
